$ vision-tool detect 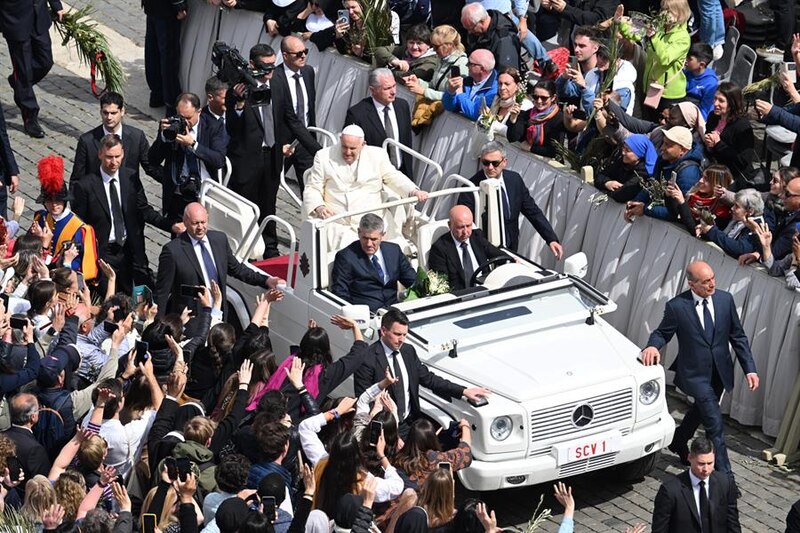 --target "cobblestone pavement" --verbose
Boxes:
[0,9,797,532]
